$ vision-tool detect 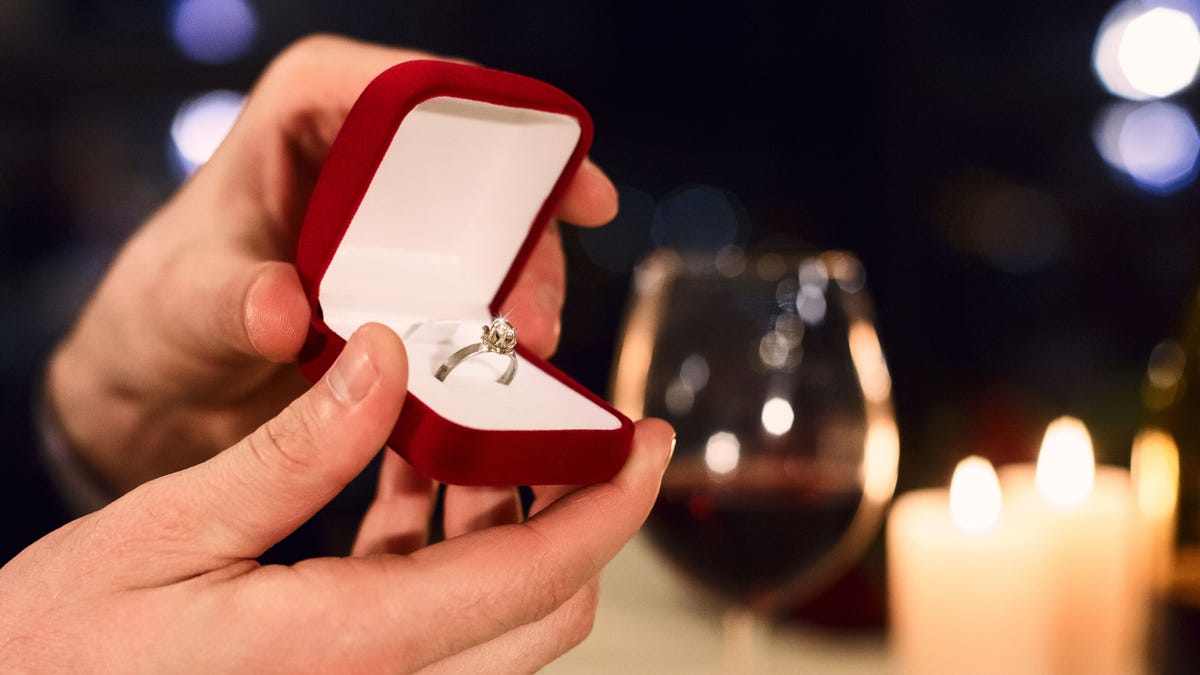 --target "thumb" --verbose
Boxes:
[178,322,407,559]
